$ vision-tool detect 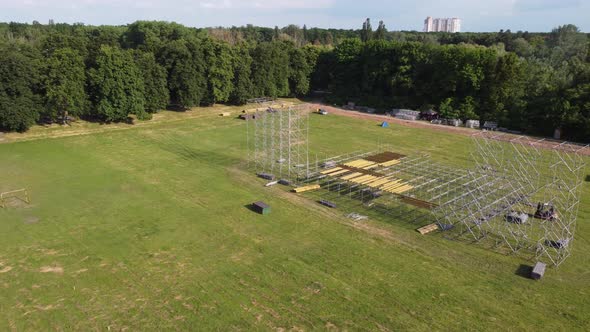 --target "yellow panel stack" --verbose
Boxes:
[349,175,373,183]
[357,176,379,185]
[328,169,350,176]
[293,184,321,193]
[365,178,391,187]
[417,223,439,235]
[341,172,363,180]
[344,159,377,169]
[390,185,413,194]
[381,182,404,190]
